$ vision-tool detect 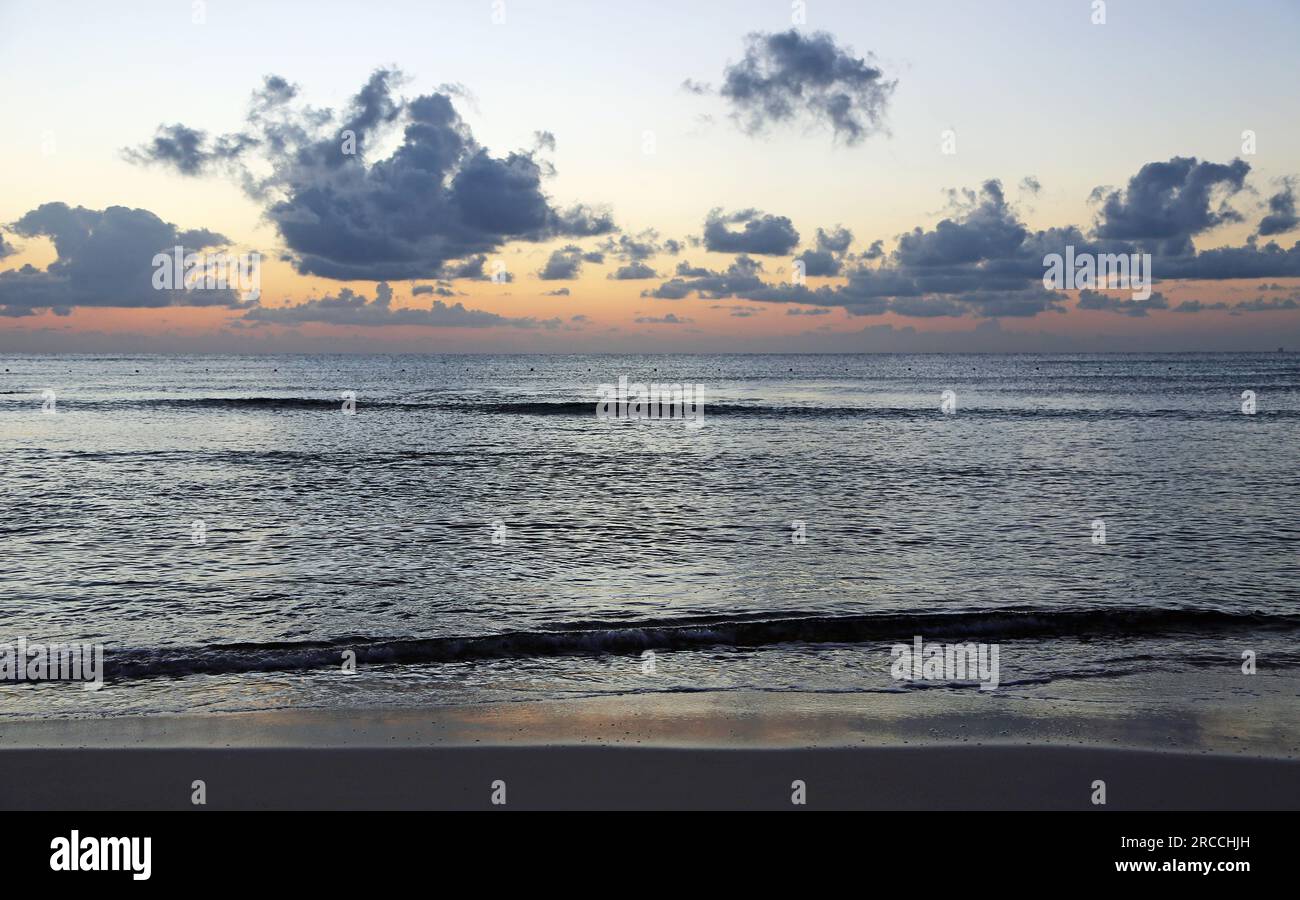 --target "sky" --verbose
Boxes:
[2,0,1300,352]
